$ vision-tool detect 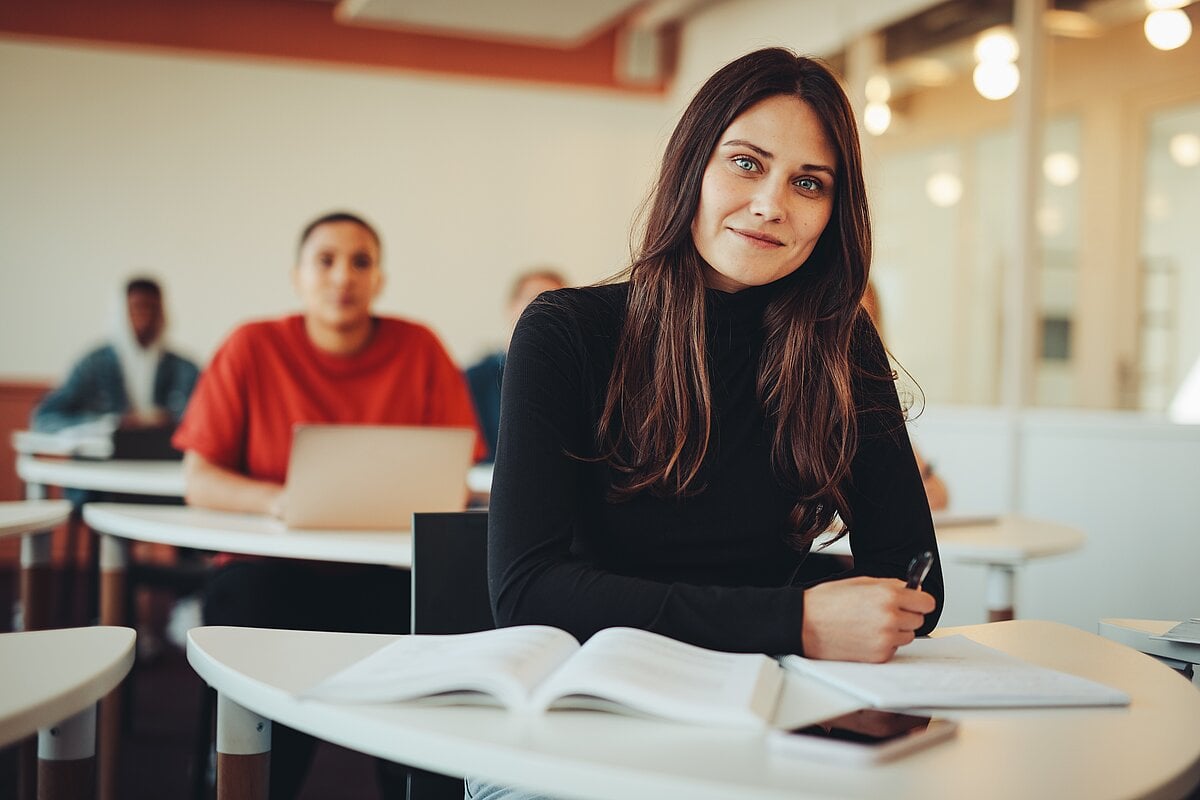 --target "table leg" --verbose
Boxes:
[18,529,54,800]
[98,534,129,800]
[985,565,1017,622]
[216,692,271,800]
[37,703,98,800]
